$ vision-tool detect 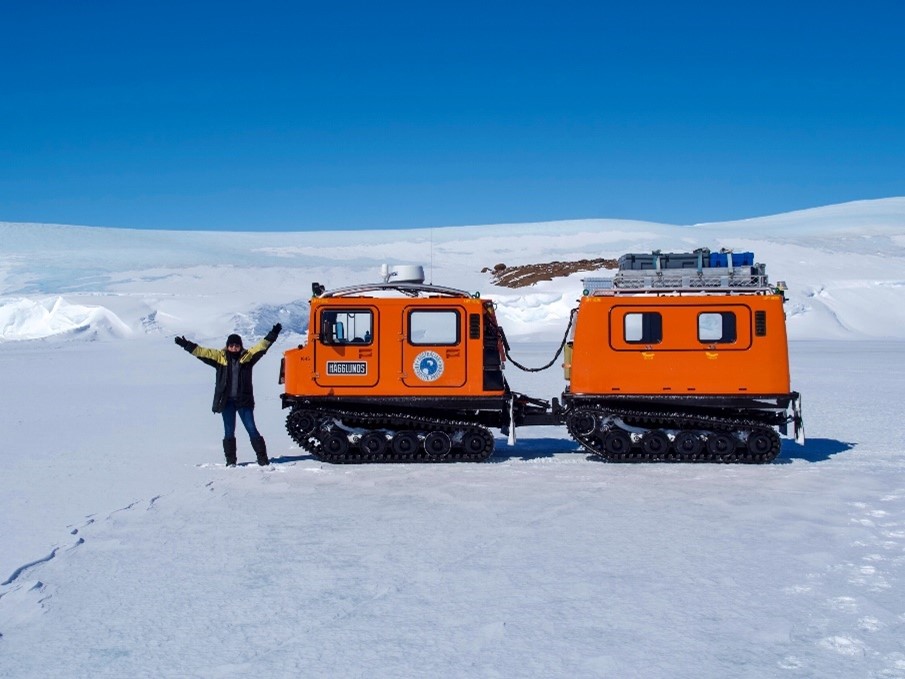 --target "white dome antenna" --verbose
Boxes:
[381,264,425,284]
